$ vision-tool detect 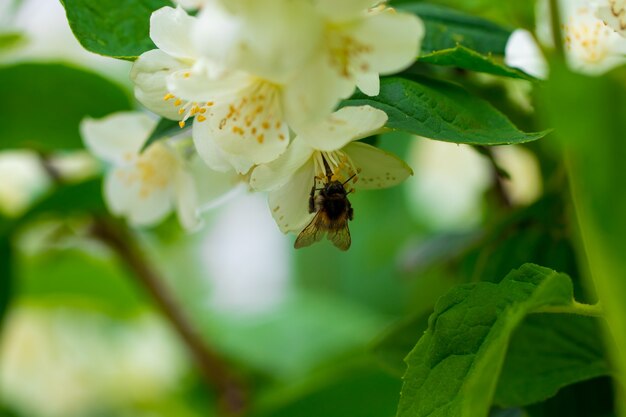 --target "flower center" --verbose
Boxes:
[213,79,286,144]
[313,150,360,185]
[163,92,212,128]
[119,144,178,198]
[564,9,615,63]
[326,26,373,78]
[165,79,286,144]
